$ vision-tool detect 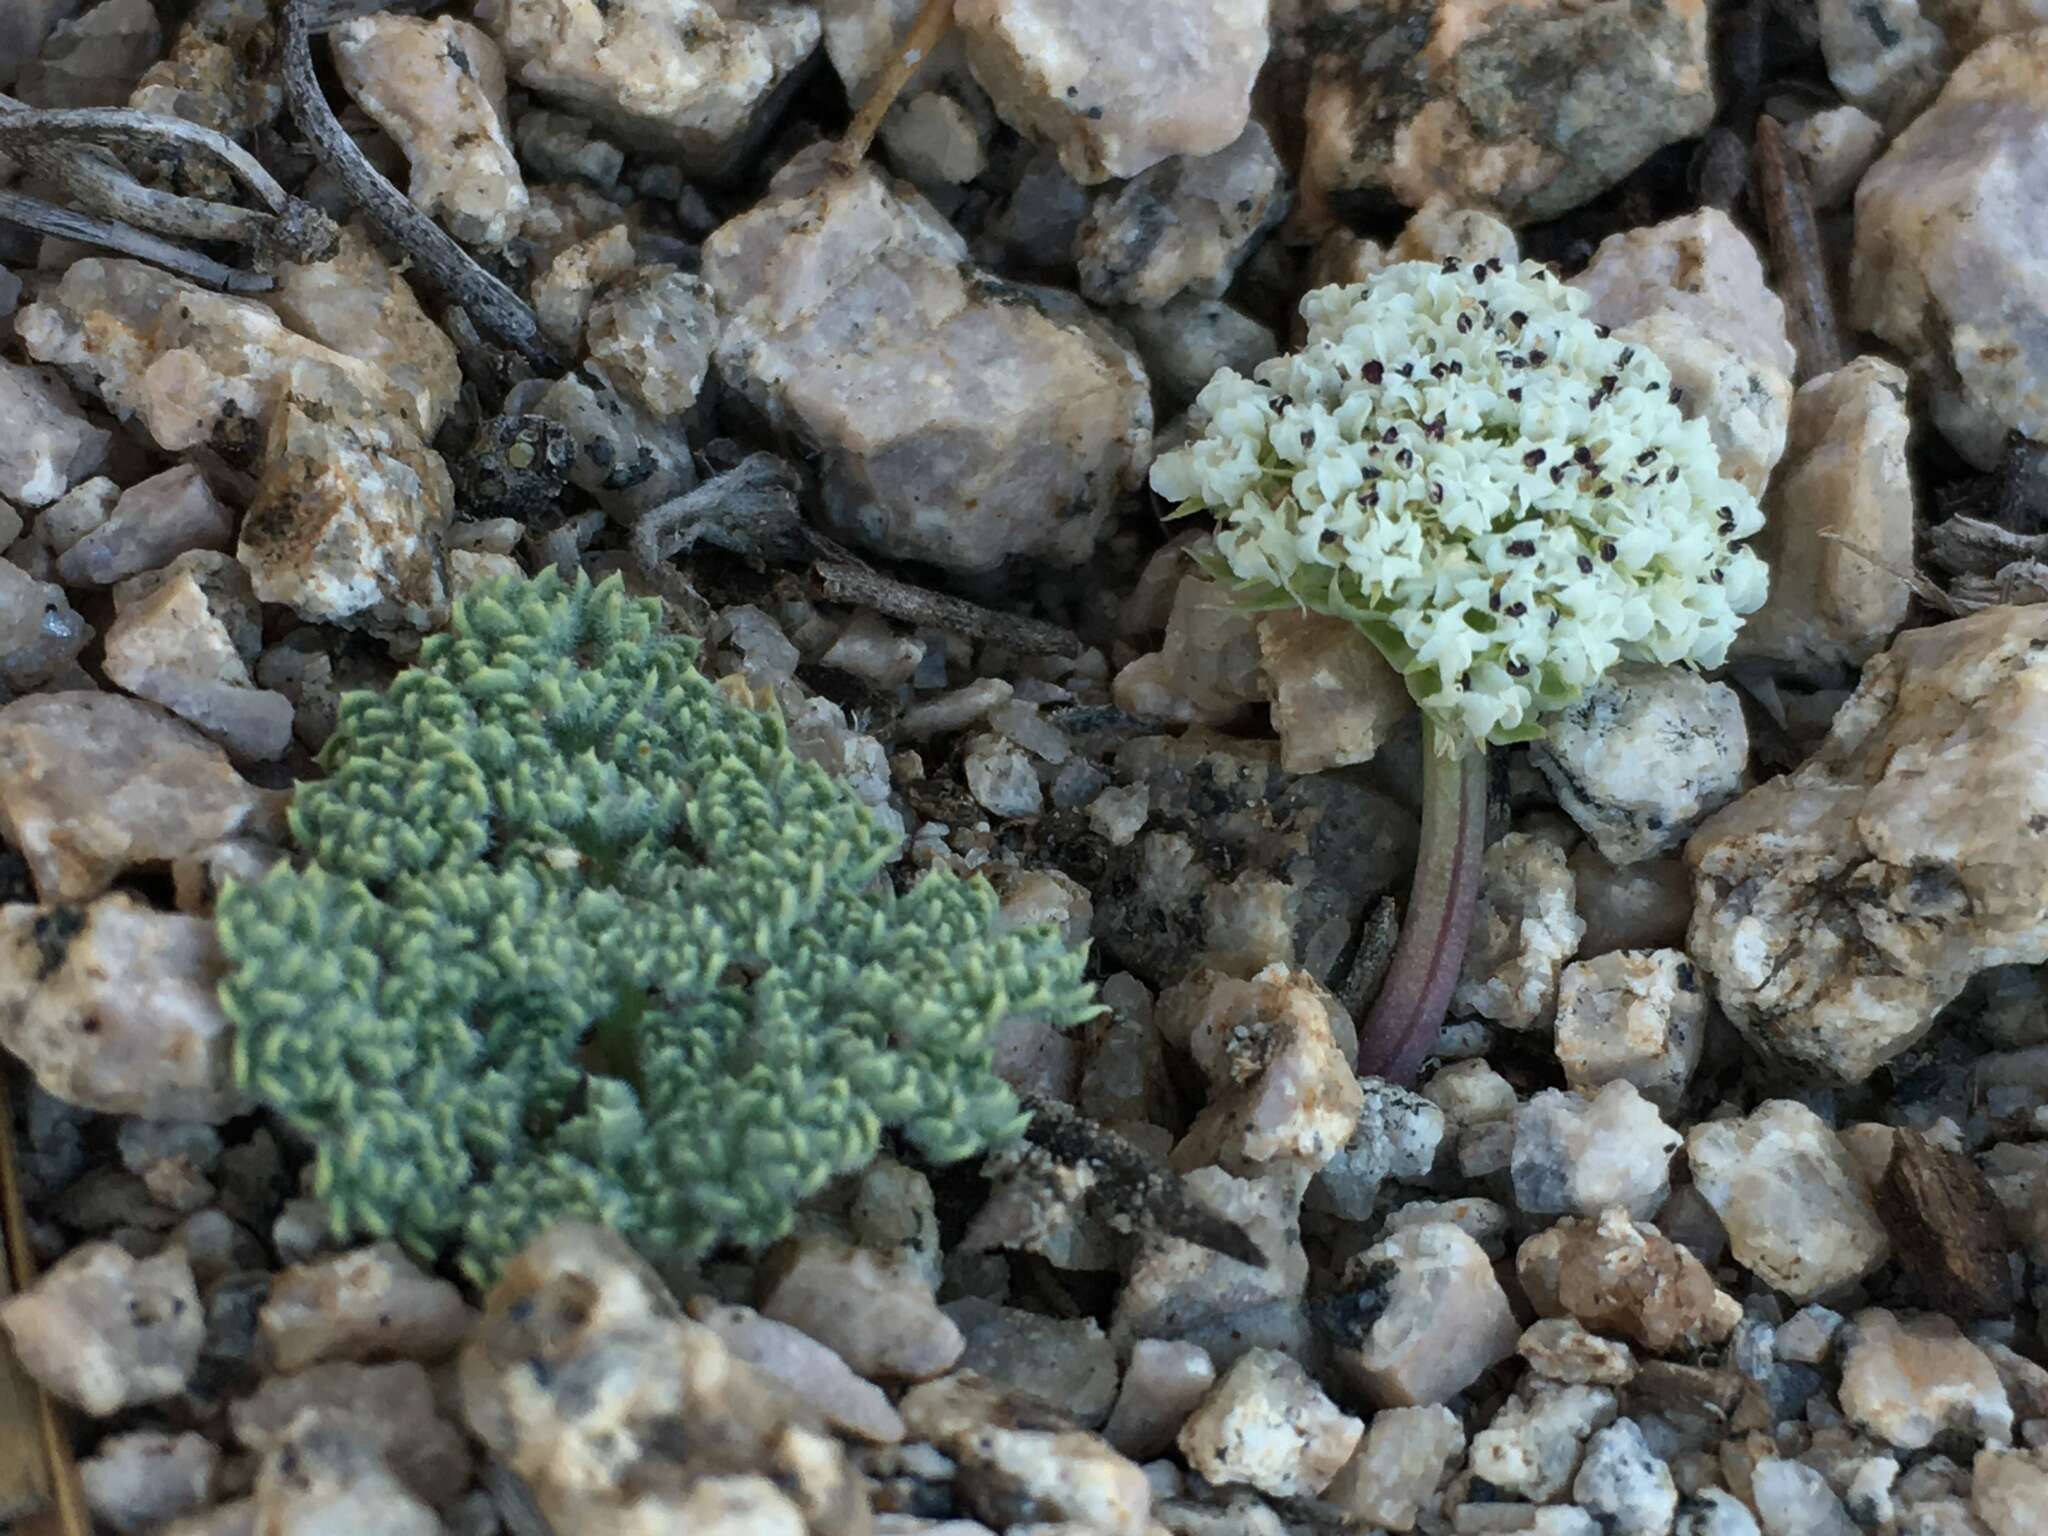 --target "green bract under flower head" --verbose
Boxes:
[218,569,1097,1282]
[1150,259,1768,751]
